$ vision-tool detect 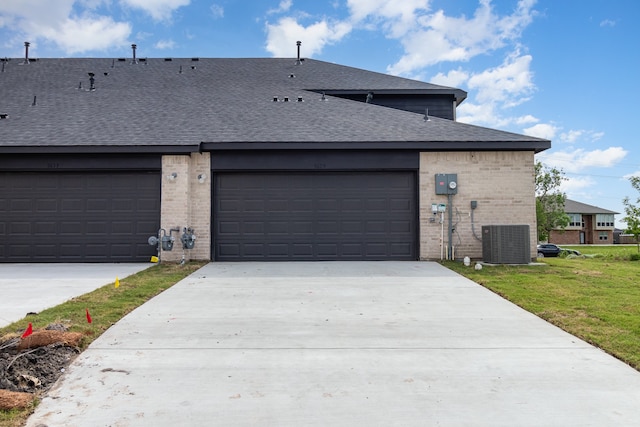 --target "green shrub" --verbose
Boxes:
[630,253,640,261]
